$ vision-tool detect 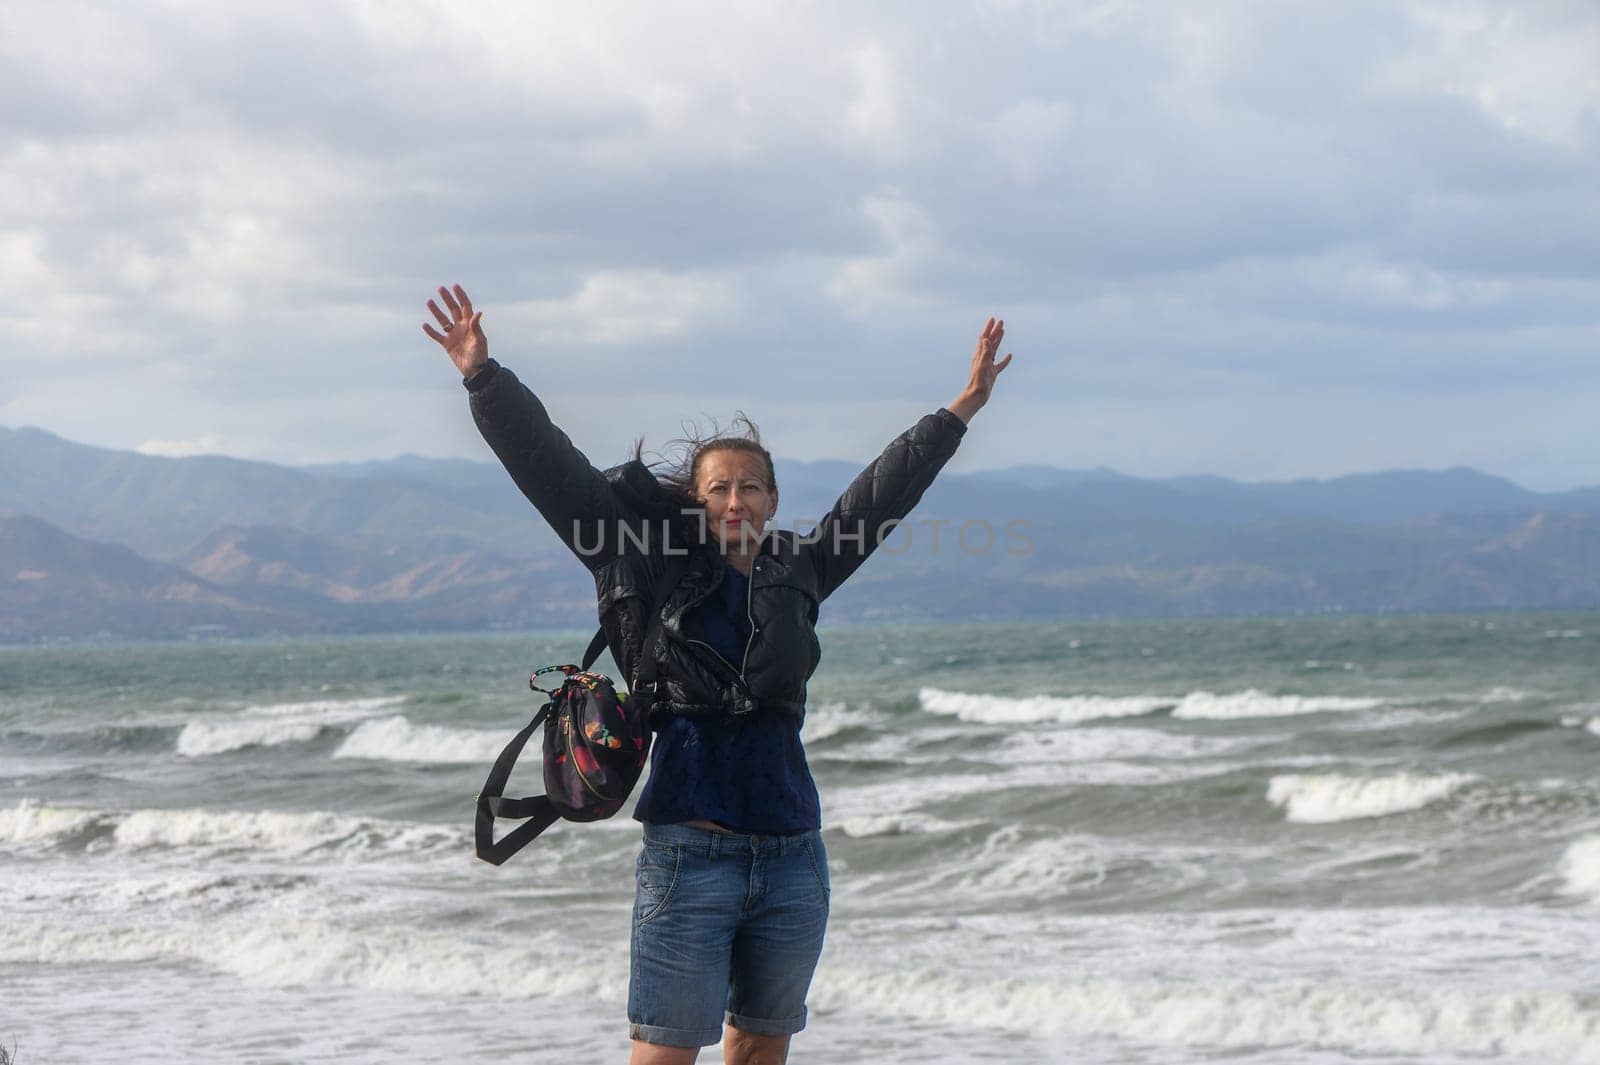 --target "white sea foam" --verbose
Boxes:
[0,798,101,844]
[919,687,1169,724]
[0,915,625,1006]
[824,739,1245,826]
[824,721,1236,773]
[1557,712,1600,736]
[956,827,1139,895]
[333,716,507,764]
[0,800,457,856]
[8,914,1599,1062]
[1266,772,1474,823]
[1560,837,1600,900]
[1173,690,1383,720]
[920,688,1389,725]
[834,813,980,839]
[177,717,326,756]
[809,966,1600,1063]
[117,808,367,853]
[800,701,863,740]
[5,909,1598,1064]
[176,696,404,757]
